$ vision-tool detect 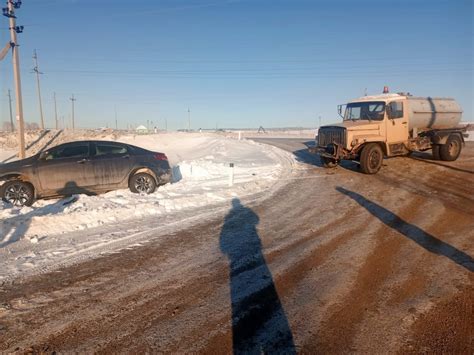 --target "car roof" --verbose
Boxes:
[46,140,152,152]
[49,140,128,147]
